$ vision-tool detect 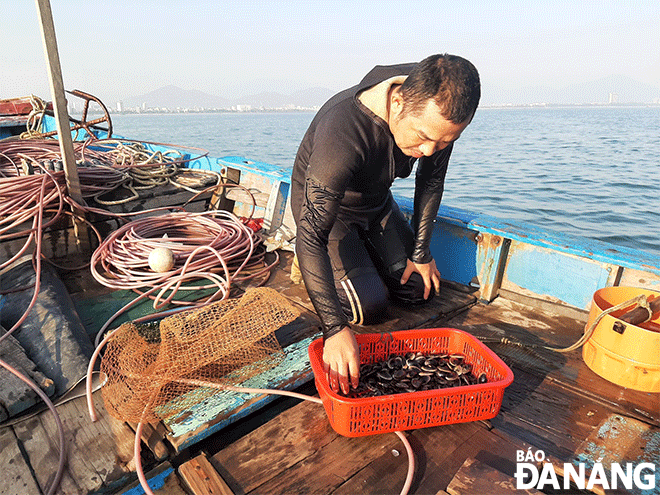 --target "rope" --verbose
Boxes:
[0,131,276,495]
[0,137,213,204]
[547,294,651,353]
[636,295,654,324]
[18,95,49,140]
